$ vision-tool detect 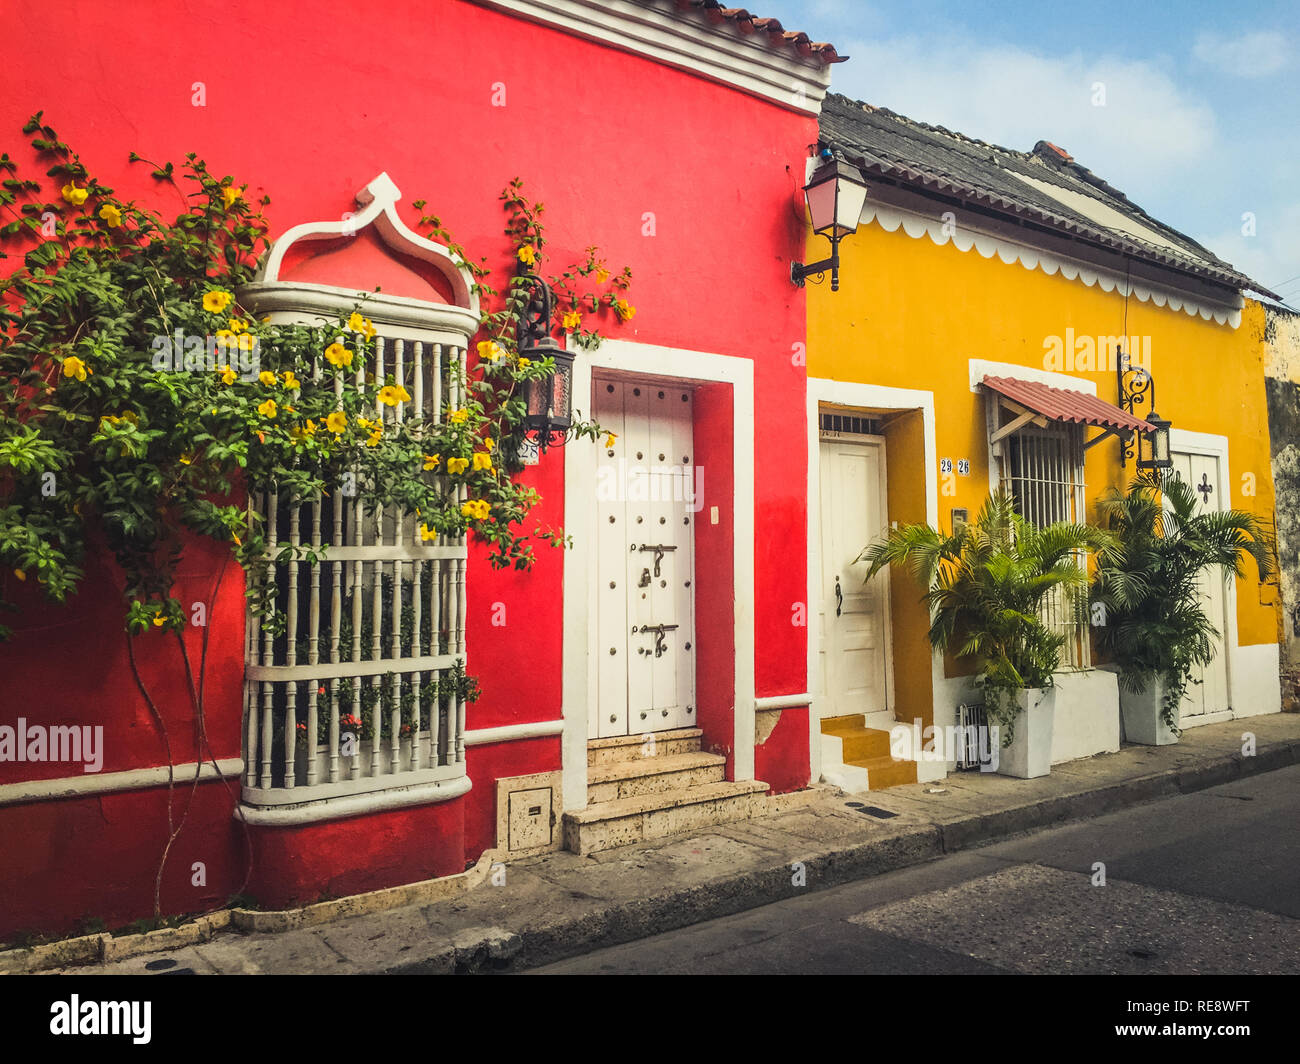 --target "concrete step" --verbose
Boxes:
[586,728,702,766]
[562,779,769,855]
[587,751,727,803]
[822,724,893,764]
[849,755,918,790]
